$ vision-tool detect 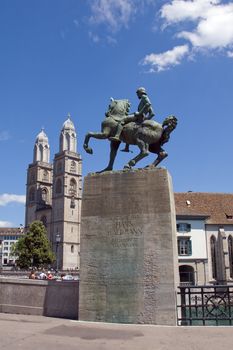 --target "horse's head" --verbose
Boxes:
[107,99,131,118]
[162,115,178,130]
[160,115,178,146]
